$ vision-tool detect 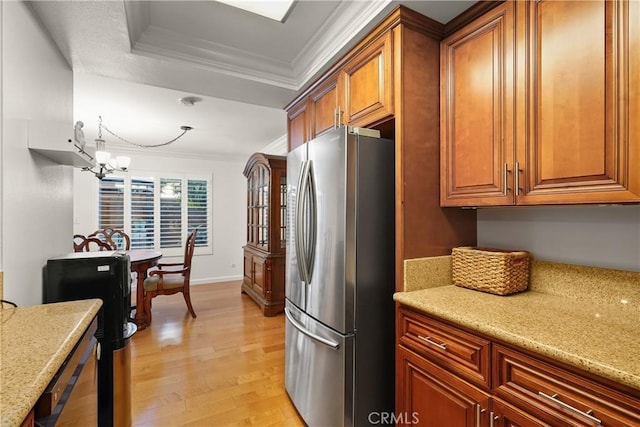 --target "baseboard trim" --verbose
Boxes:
[191,276,242,285]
